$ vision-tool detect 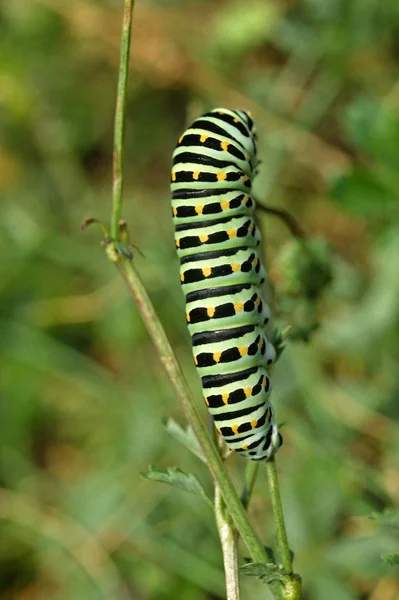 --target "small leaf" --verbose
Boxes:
[382,553,399,567]
[163,418,205,462]
[141,466,212,506]
[240,562,287,583]
[270,328,285,360]
[114,241,134,259]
